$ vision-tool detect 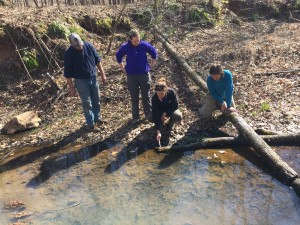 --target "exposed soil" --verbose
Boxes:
[0,3,299,166]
